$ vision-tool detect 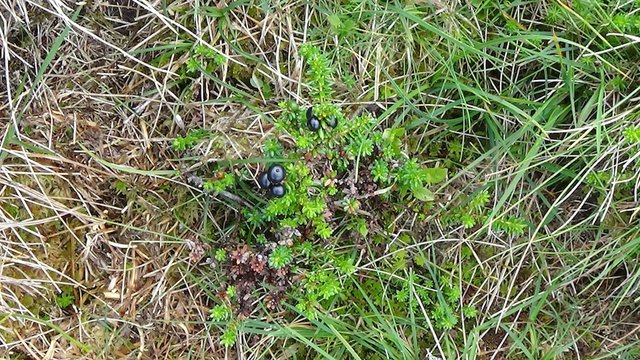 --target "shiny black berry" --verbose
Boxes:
[258,172,271,189]
[307,117,321,131]
[326,115,337,128]
[270,184,285,197]
[267,164,286,183]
